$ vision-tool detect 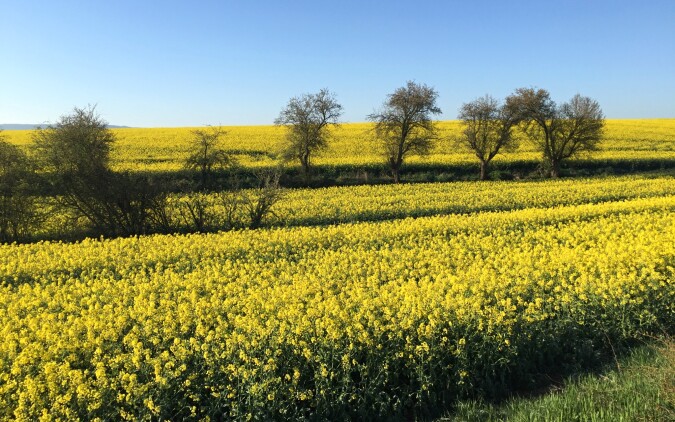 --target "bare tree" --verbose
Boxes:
[275,89,342,183]
[185,126,234,190]
[458,95,519,180]
[368,81,441,183]
[241,167,285,229]
[0,134,36,242]
[505,88,604,177]
[178,192,213,233]
[217,188,245,230]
